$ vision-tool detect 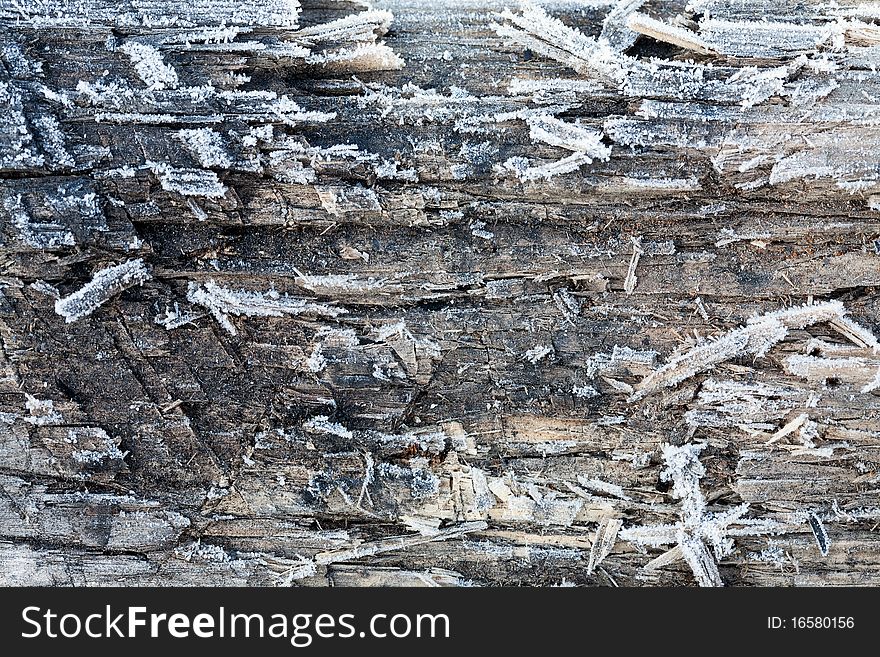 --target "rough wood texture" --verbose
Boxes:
[2,0,880,587]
